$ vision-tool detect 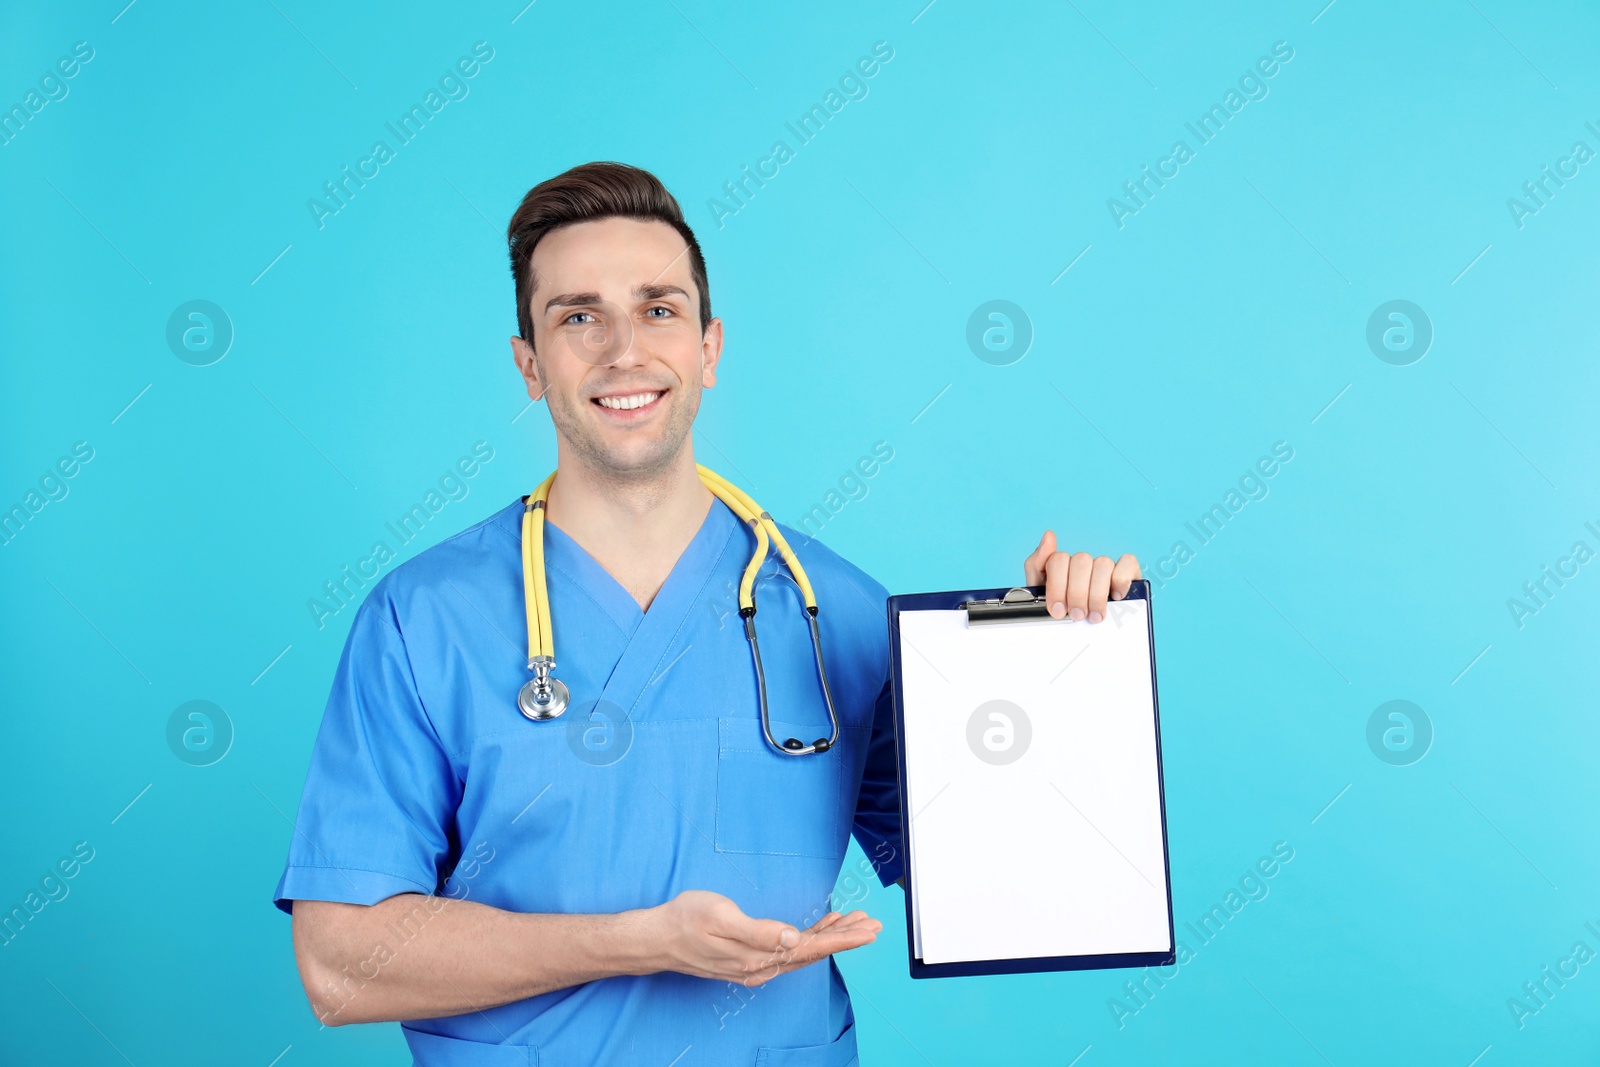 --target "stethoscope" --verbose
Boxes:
[517,464,842,757]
